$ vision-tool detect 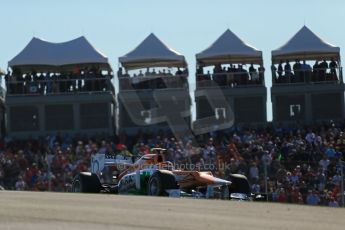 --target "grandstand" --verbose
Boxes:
[271,26,344,124]
[117,33,191,136]
[194,29,267,133]
[5,37,116,138]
